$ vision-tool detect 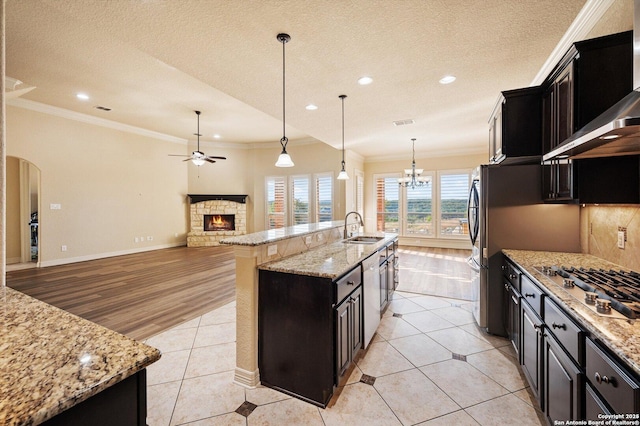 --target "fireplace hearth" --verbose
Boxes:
[204,214,235,231]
